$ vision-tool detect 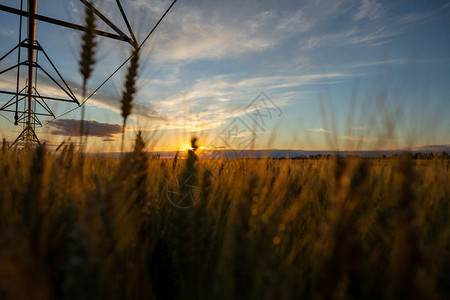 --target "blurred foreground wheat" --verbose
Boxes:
[0,138,448,300]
